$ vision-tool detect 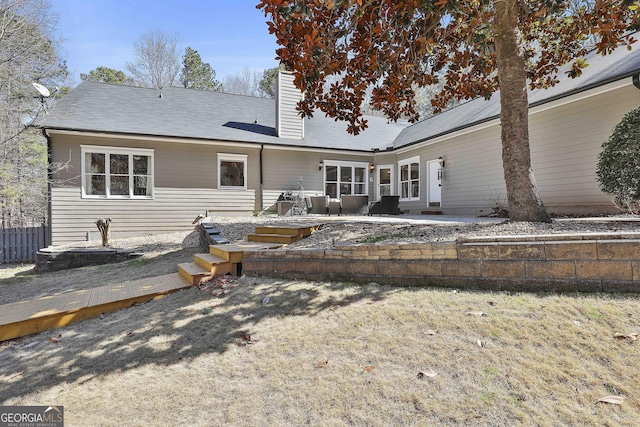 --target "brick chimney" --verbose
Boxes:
[276,71,304,139]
